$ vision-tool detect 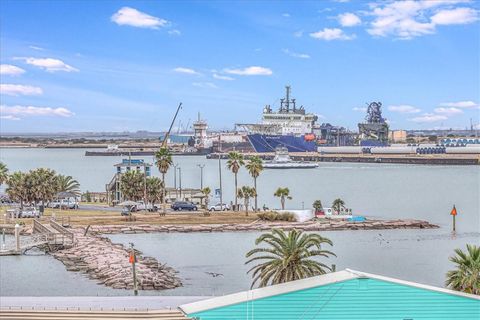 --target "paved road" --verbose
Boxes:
[0,296,207,311]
